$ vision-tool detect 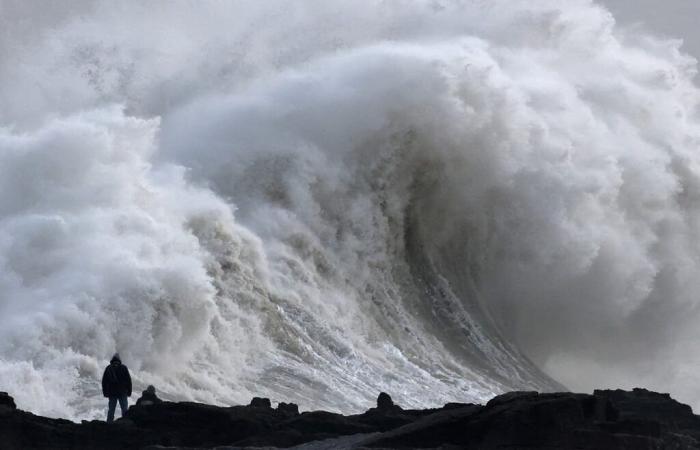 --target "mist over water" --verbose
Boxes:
[2,0,700,419]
